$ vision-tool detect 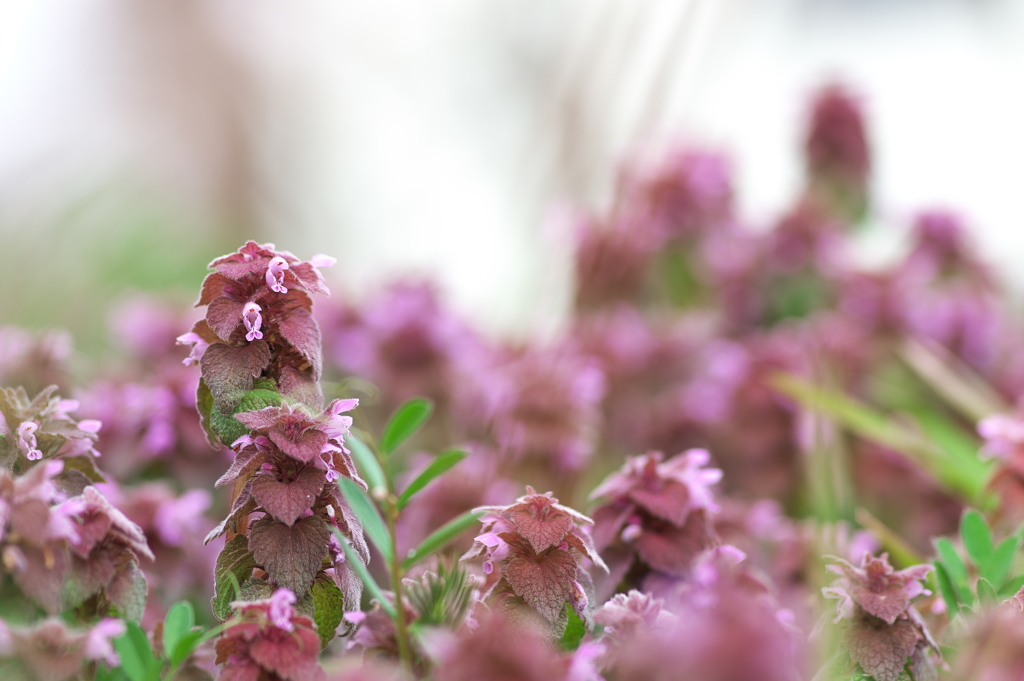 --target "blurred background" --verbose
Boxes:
[2,0,1024,350]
